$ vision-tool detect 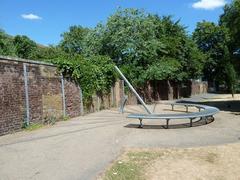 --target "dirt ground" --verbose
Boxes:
[146,143,240,180]
[142,95,240,180]
[102,94,240,180]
